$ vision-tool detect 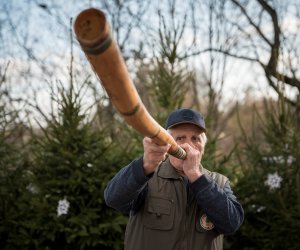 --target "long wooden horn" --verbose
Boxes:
[74,8,186,160]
